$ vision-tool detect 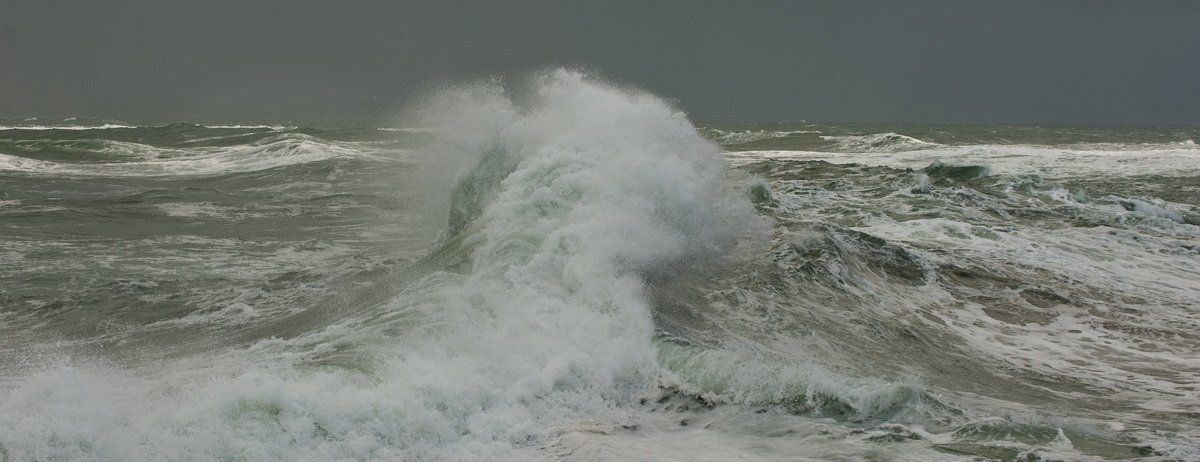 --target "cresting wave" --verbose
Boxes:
[819,132,941,152]
[0,124,288,131]
[0,124,139,131]
[0,71,764,460]
[0,134,382,176]
[700,128,822,145]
